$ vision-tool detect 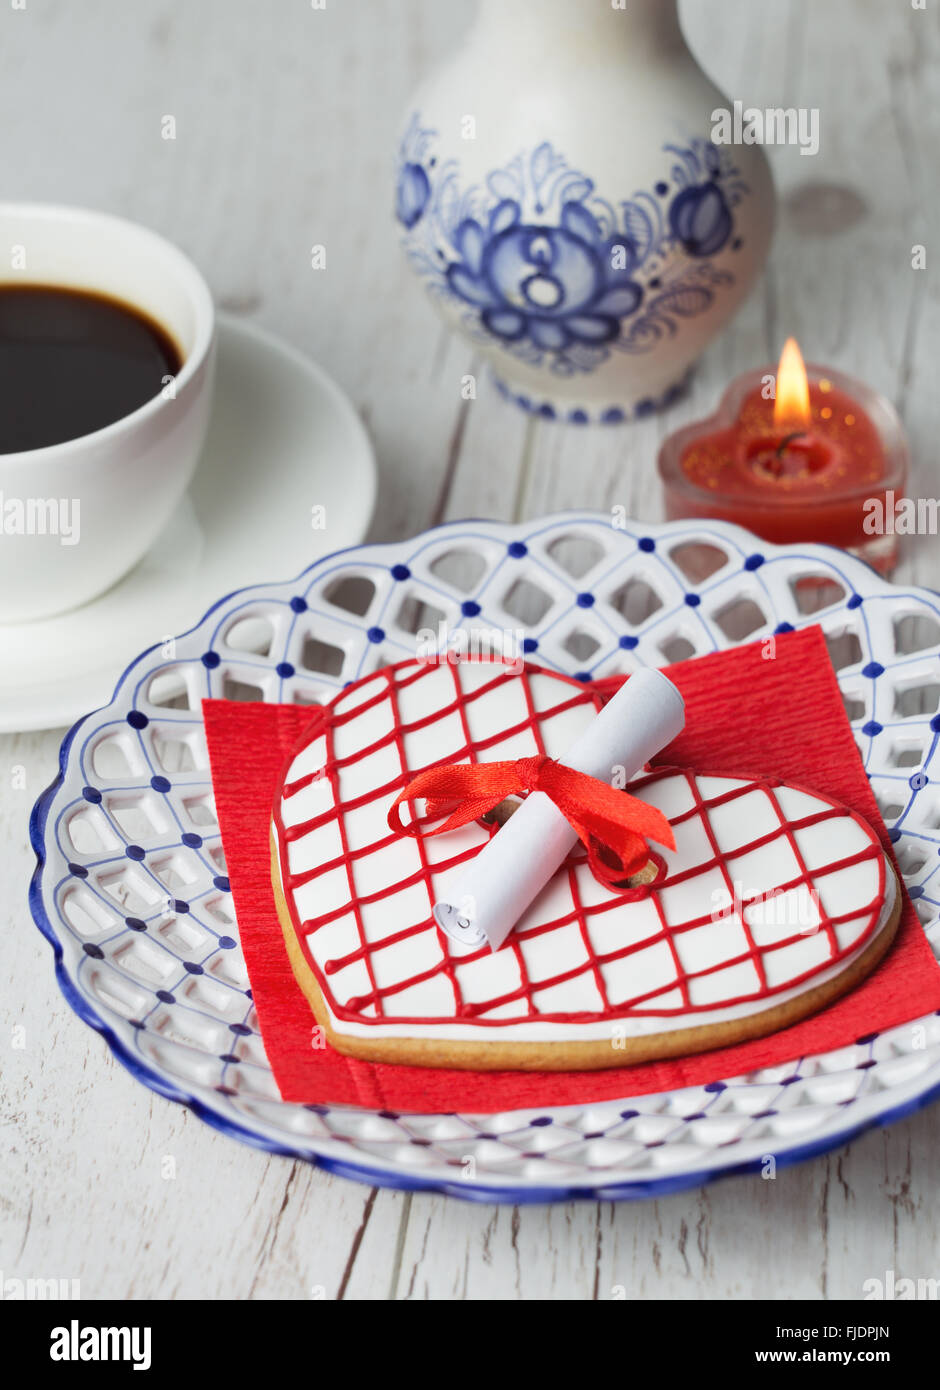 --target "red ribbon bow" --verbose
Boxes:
[388,755,676,885]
